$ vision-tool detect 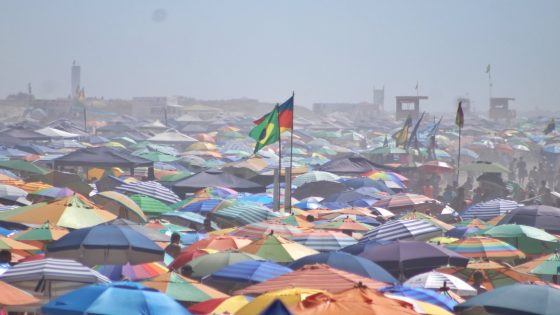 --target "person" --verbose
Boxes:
[164,232,182,259]
[509,158,517,181]
[472,270,487,294]
[442,185,455,204]
[0,250,12,265]
[451,187,466,212]
[517,157,527,185]
[529,166,539,185]
[180,265,193,278]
